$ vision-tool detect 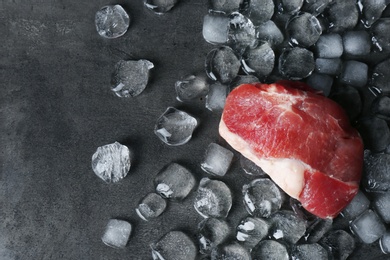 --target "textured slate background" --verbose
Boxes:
[0,0,387,259]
